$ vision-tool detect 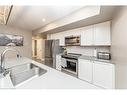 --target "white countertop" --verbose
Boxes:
[0,57,100,89]
[79,55,113,64]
